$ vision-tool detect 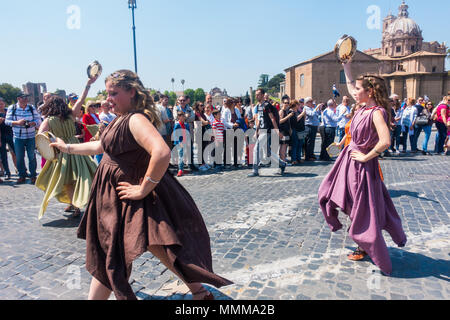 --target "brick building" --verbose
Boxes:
[283,1,450,104]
